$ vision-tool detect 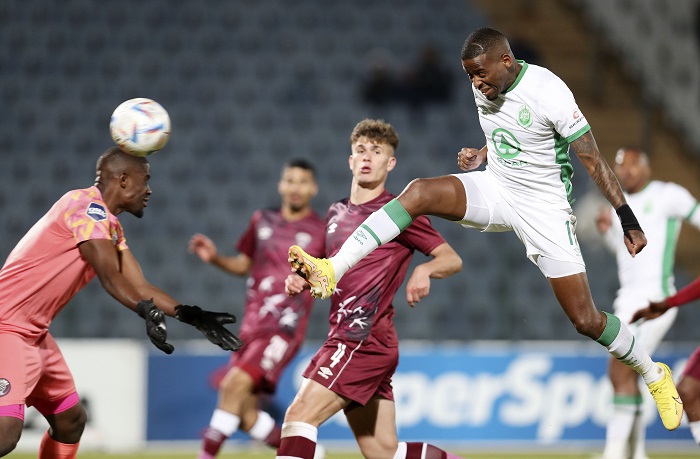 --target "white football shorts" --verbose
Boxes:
[614,293,678,353]
[453,170,585,278]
